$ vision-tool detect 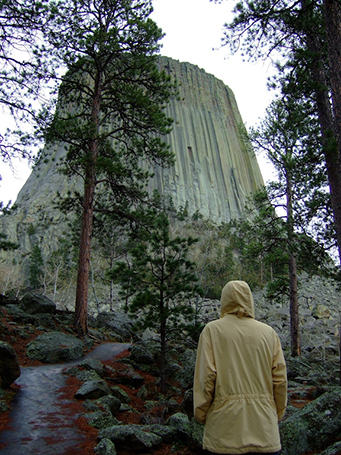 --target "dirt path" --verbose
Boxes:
[0,343,130,454]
